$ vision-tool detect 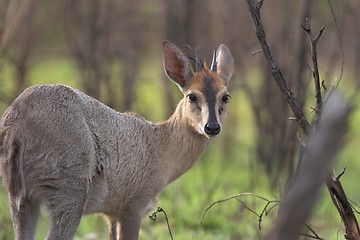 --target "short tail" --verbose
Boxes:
[0,131,26,210]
